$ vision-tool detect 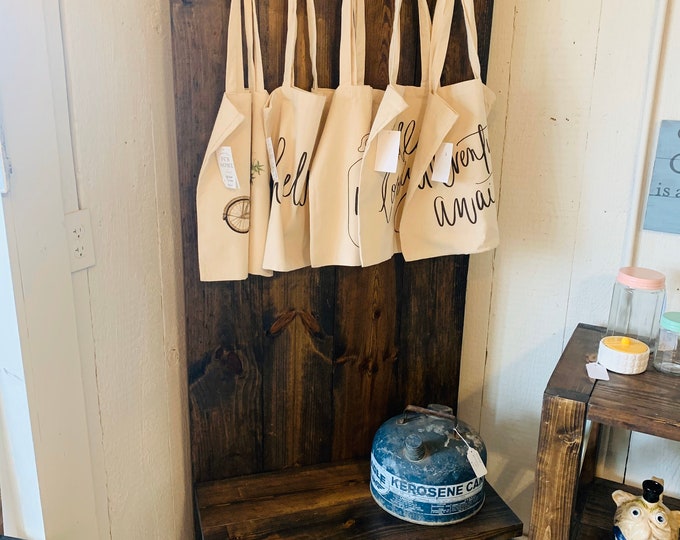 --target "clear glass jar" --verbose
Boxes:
[606,267,666,356]
[653,312,680,375]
